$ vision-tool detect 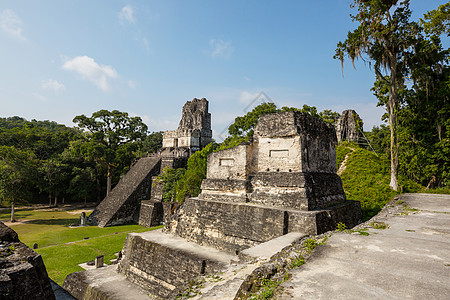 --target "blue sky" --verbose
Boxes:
[0,1,447,141]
